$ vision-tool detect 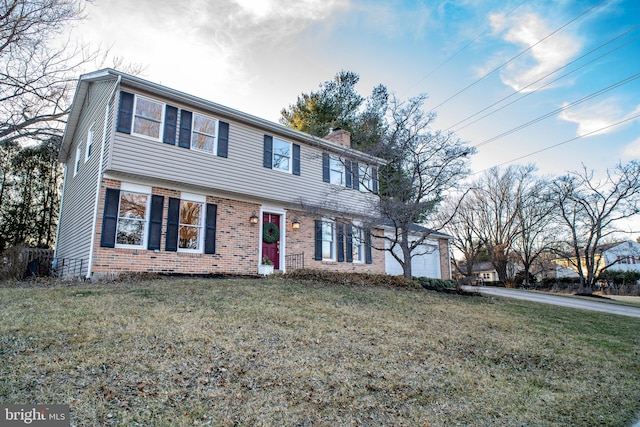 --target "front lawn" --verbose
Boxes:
[1,277,639,426]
